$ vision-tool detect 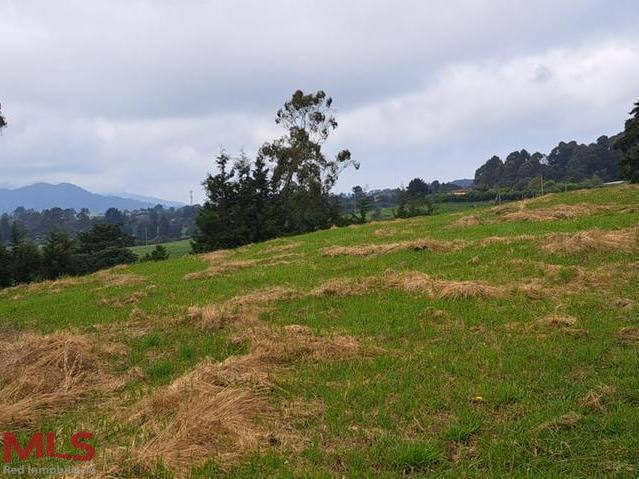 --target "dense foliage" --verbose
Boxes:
[614,99,639,183]
[0,204,198,246]
[473,135,621,190]
[0,223,136,288]
[193,90,359,252]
